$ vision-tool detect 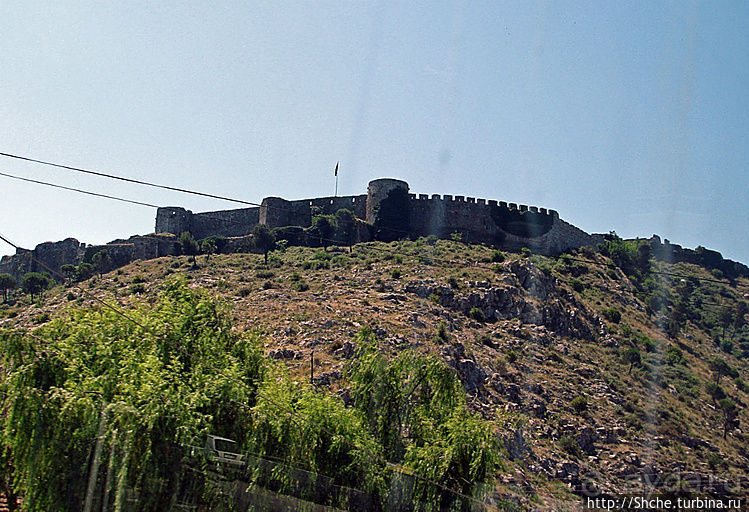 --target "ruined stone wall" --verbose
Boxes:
[189,208,259,239]
[260,195,367,230]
